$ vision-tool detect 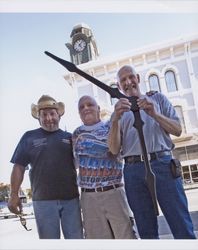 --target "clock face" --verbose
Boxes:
[73,39,86,52]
